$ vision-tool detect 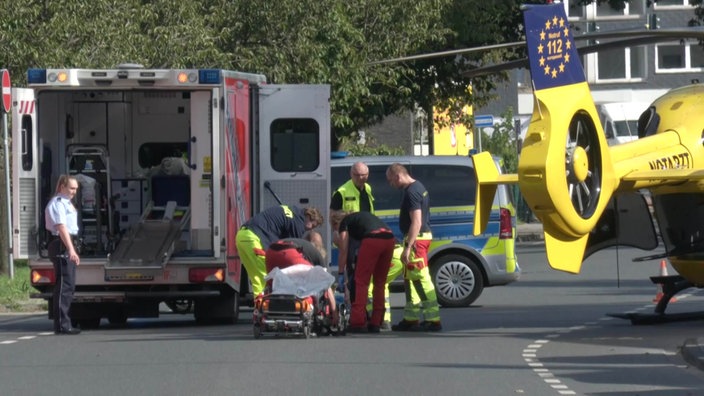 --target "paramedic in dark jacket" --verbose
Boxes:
[235,205,324,295]
[386,163,441,332]
[330,211,394,333]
